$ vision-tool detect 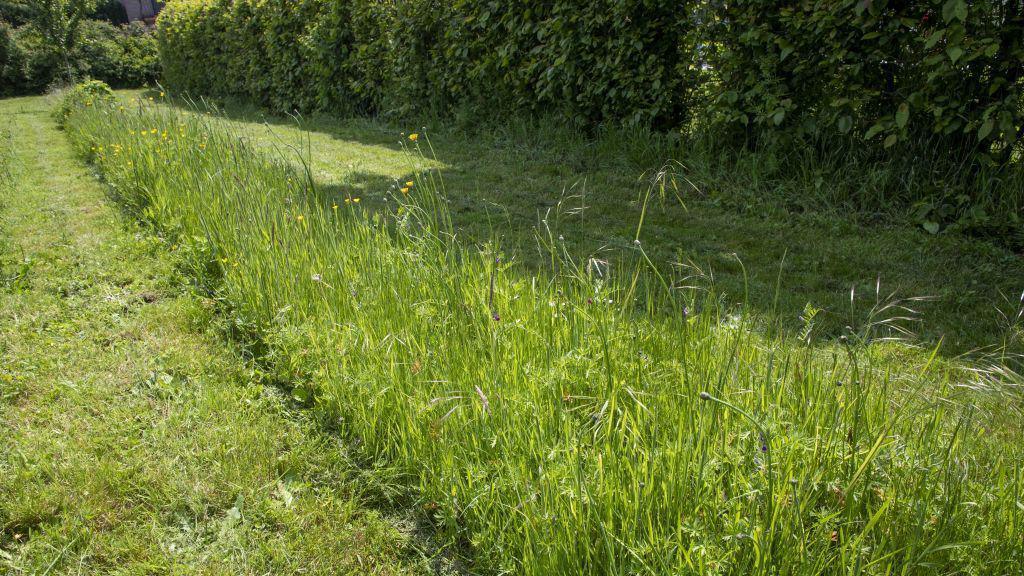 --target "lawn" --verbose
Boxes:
[54,90,1023,575]
[0,94,448,575]
[137,91,1024,358]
